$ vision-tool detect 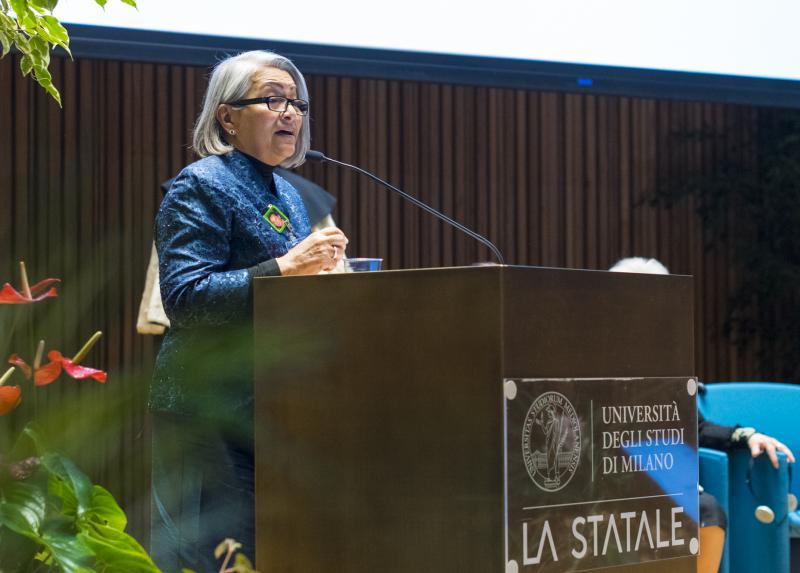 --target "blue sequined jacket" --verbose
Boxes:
[150,149,311,418]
